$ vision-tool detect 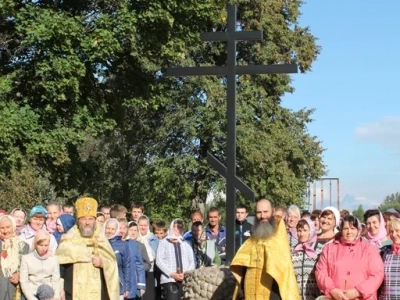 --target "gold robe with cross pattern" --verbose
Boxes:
[230,218,300,300]
[56,224,119,300]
